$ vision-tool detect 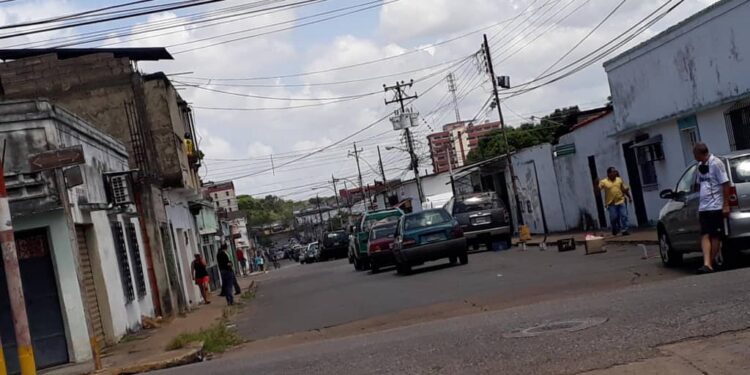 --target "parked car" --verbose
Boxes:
[319,230,349,261]
[300,242,319,264]
[658,152,750,268]
[367,220,399,273]
[392,208,468,274]
[349,209,404,271]
[447,192,511,250]
[274,250,285,261]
